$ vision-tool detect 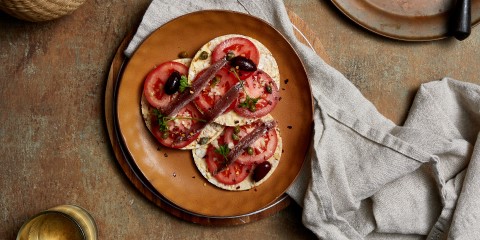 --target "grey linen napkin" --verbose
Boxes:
[124,0,480,239]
